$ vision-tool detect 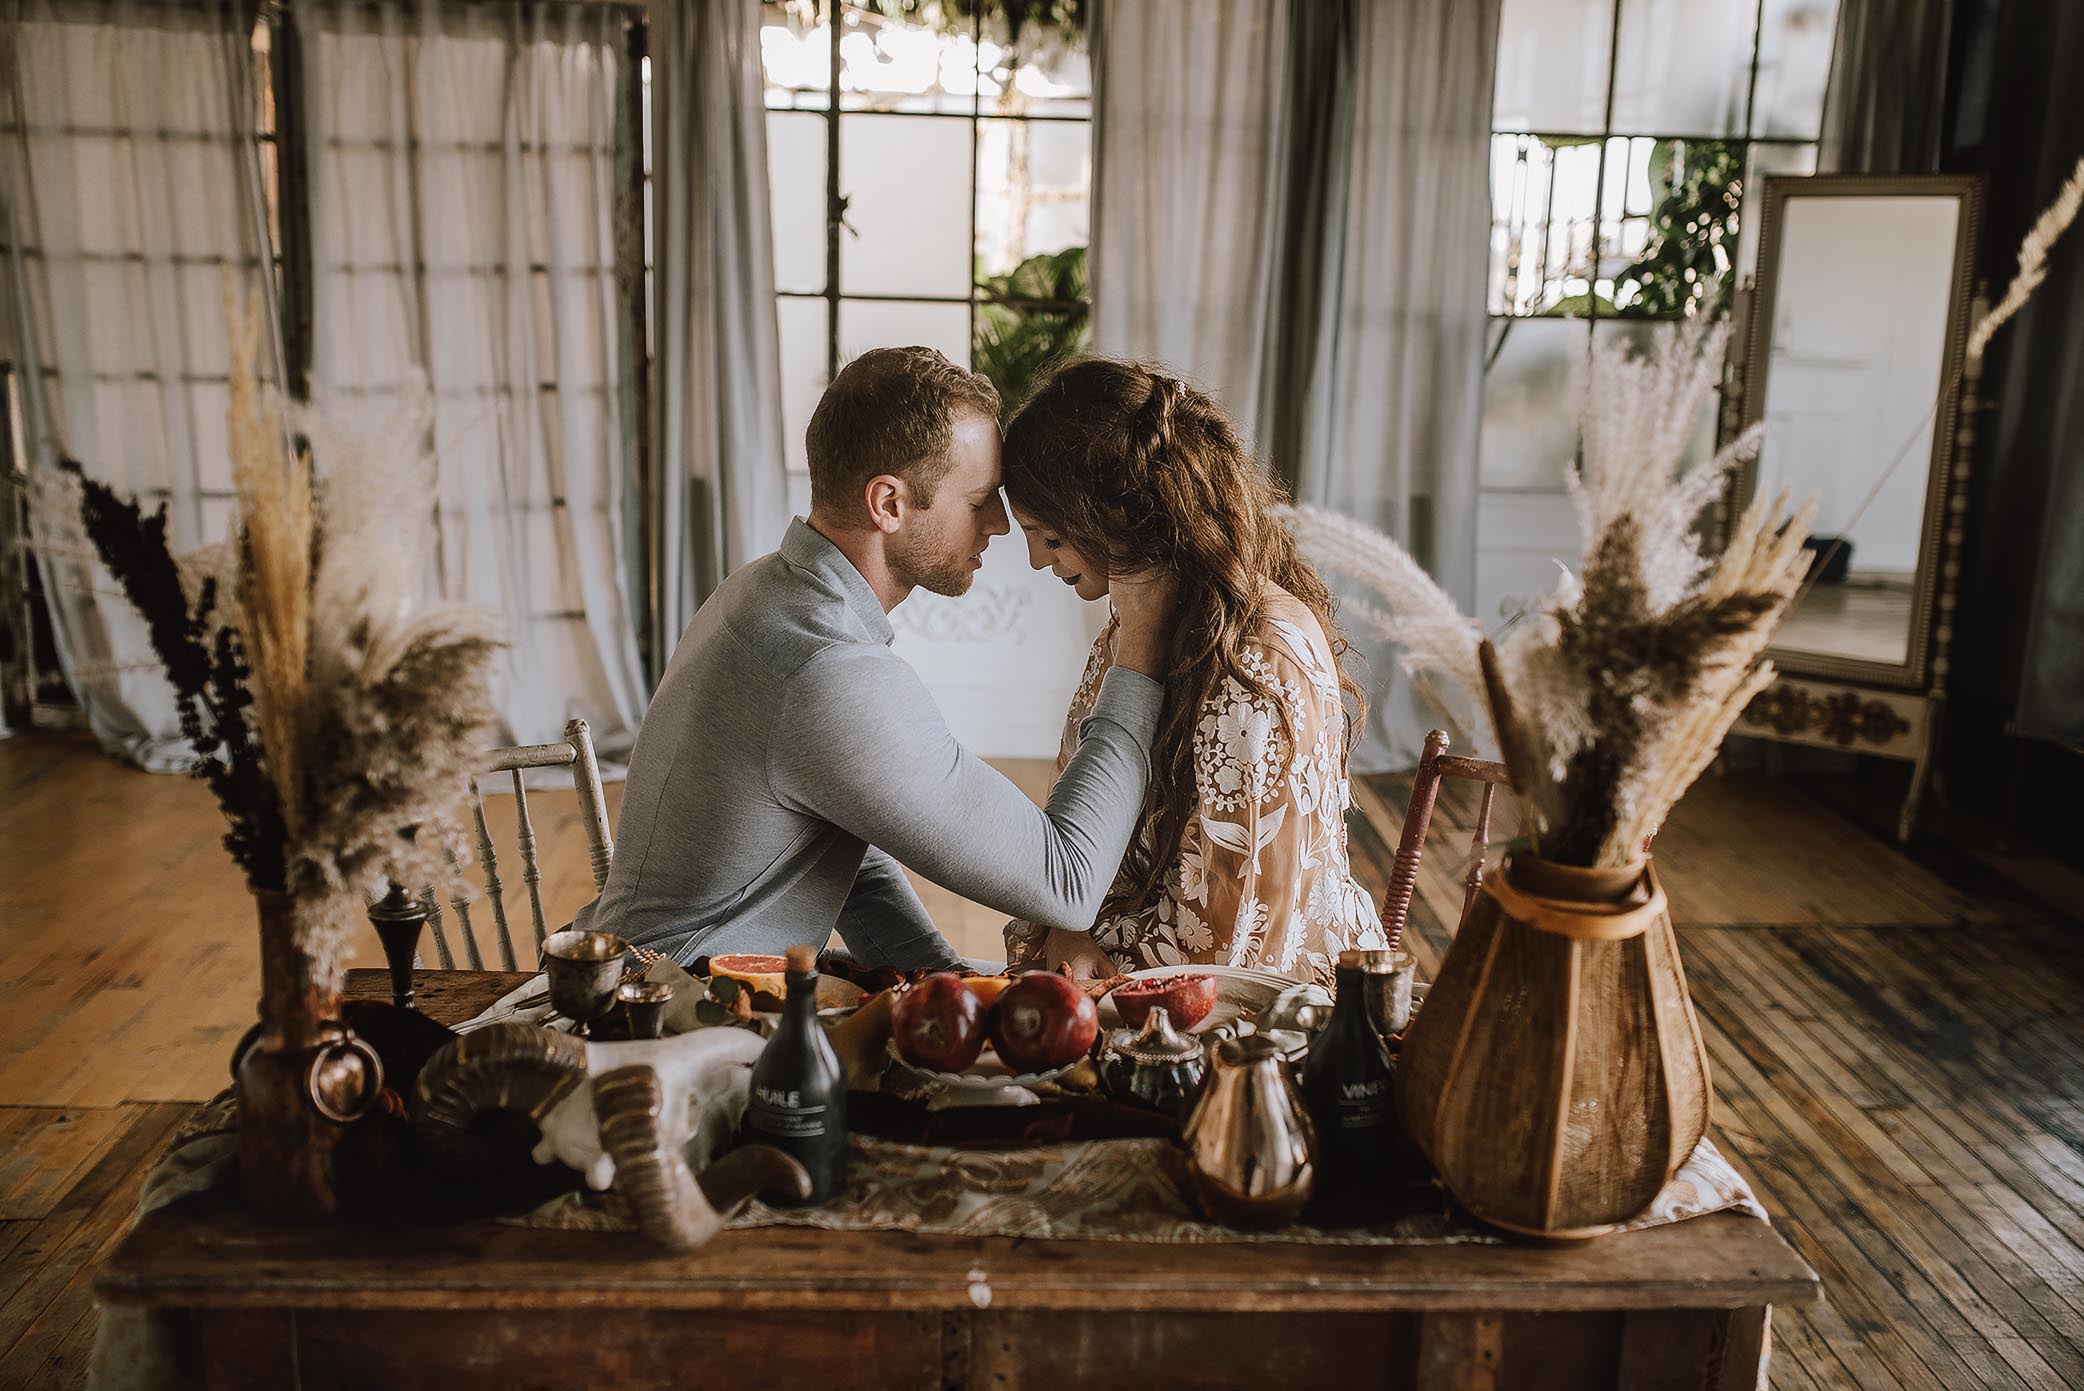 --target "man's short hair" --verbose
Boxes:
[806,346,1001,514]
